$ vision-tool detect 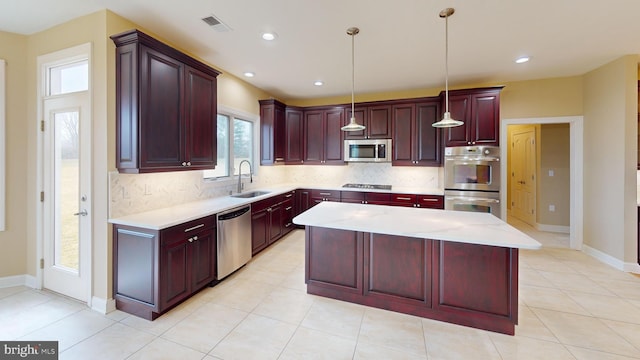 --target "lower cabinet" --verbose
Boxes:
[305,226,519,335]
[113,215,216,320]
[341,190,444,209]
[251,190,297,255]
